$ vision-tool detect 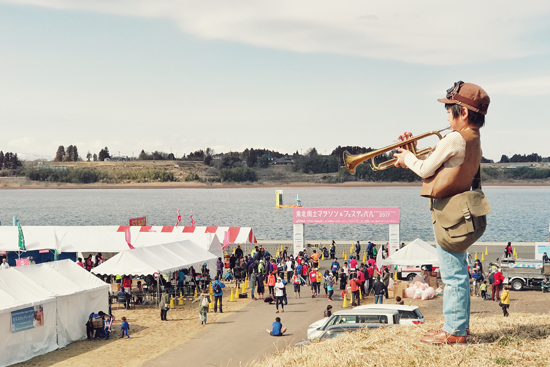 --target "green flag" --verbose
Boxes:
[17,222,26,251]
